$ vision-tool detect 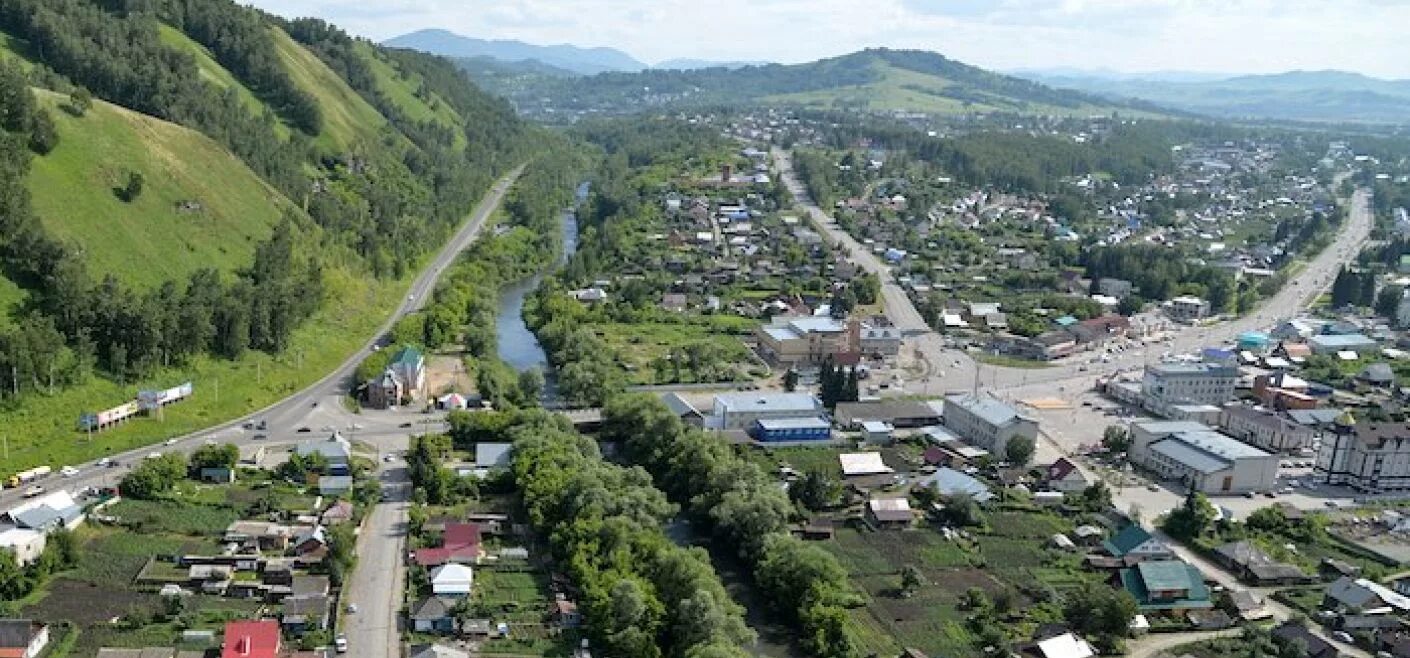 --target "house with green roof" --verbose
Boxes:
[1102,525,1175,565]
[1119,560,1213,612]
